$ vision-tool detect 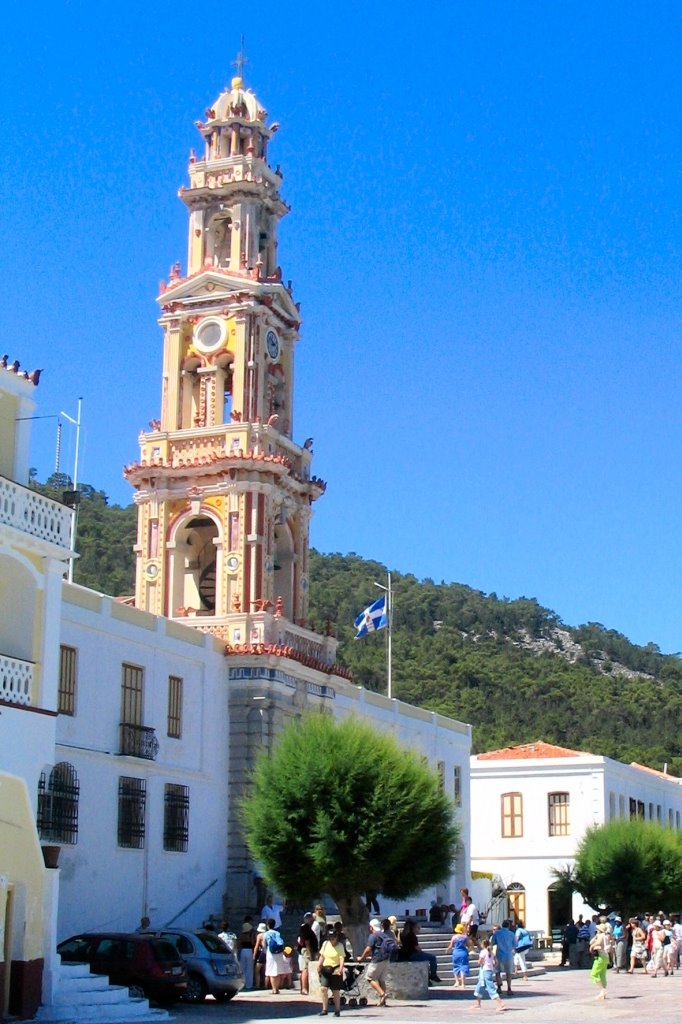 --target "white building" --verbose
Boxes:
[55,584,229,939]
[53,599,471,936]
[470,741,682,933]
[0,359,74,1018]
